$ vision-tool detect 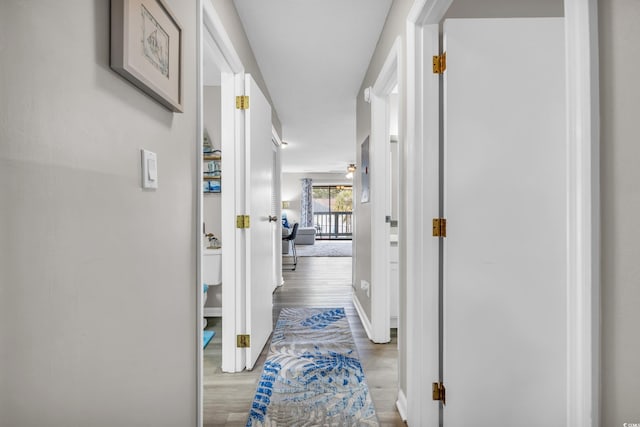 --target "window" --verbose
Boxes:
[312,186,352,239]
